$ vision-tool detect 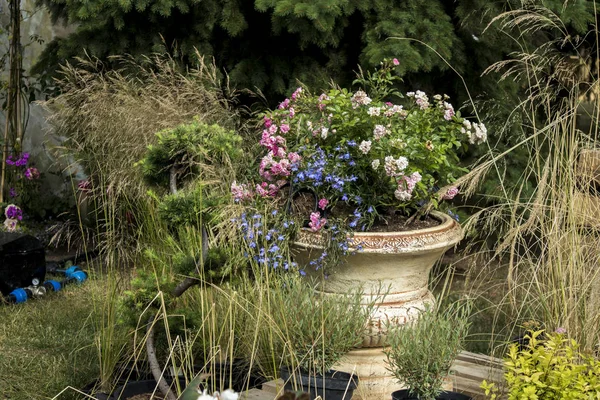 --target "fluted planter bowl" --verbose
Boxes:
[294,211,463,347]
